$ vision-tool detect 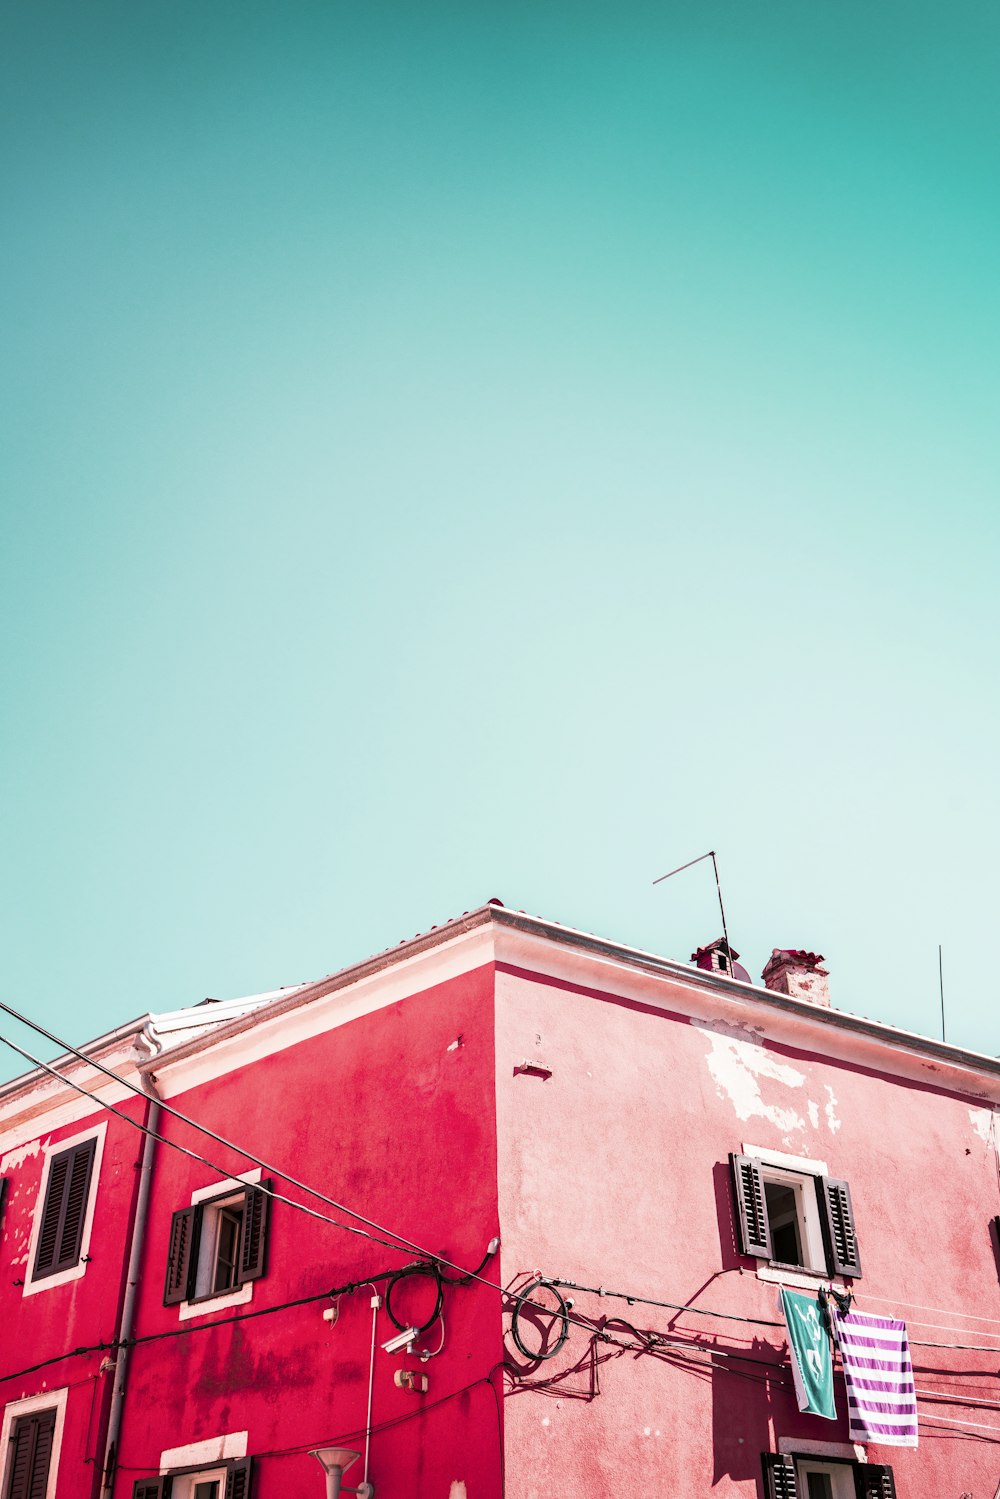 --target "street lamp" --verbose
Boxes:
[309,1447,375,1499]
